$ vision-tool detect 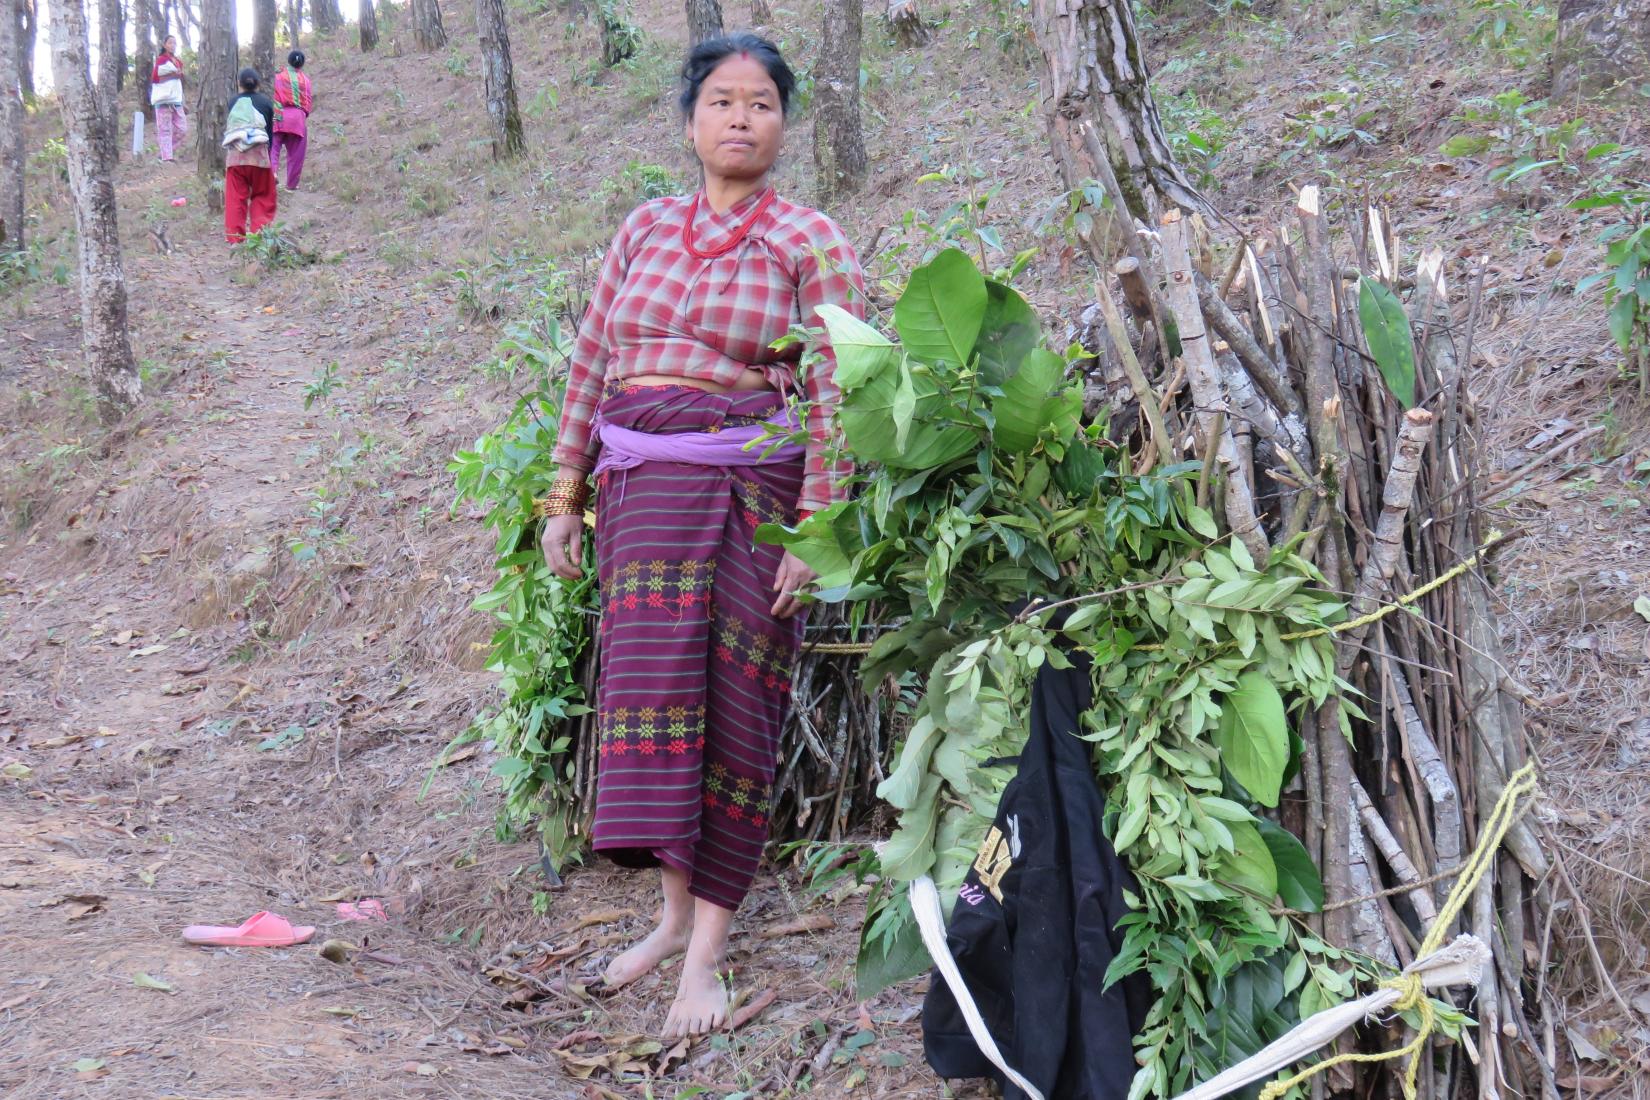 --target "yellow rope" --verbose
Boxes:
[1257,761,1540,1100]
[802,640,880,655]
[1277,550,1482,642]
